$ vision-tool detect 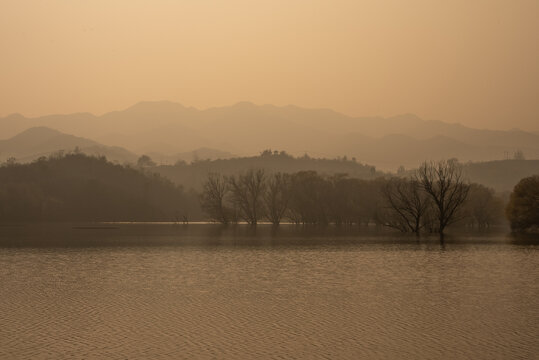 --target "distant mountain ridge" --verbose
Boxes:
[0,127,137,163]
[1,101,538,169]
